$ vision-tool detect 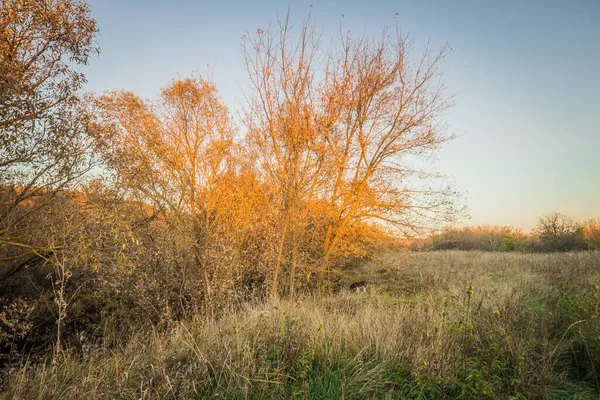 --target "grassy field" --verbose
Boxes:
[2,251,599,399]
